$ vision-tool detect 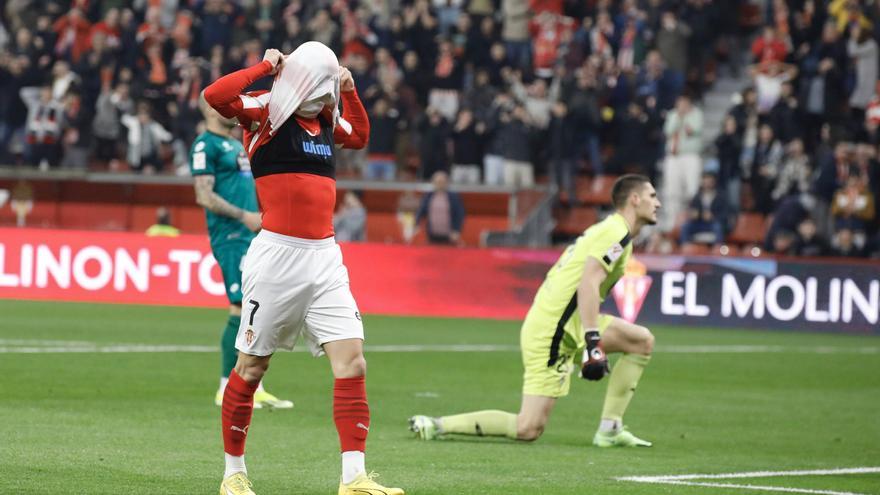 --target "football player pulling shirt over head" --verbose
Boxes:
[205,43,403,495]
